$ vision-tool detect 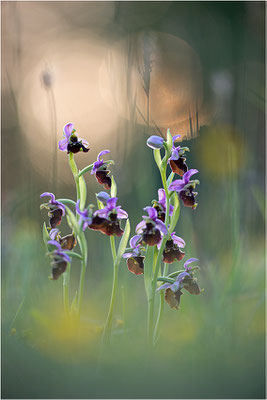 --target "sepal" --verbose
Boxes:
[111,176,117,198]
